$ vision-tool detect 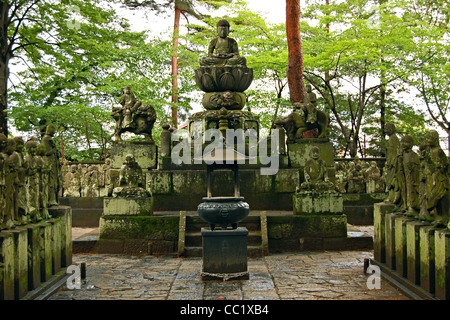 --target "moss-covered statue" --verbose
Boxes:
[41,124,61,207]
[25,139,41,221]
[0,133,8,229]
[299,146,334,192]
[112,154,150,198]
[420,130,449,226]
[111,86,156,142]
[383,122,400,203]
[281,84,329,140]
[399,135,420,215]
